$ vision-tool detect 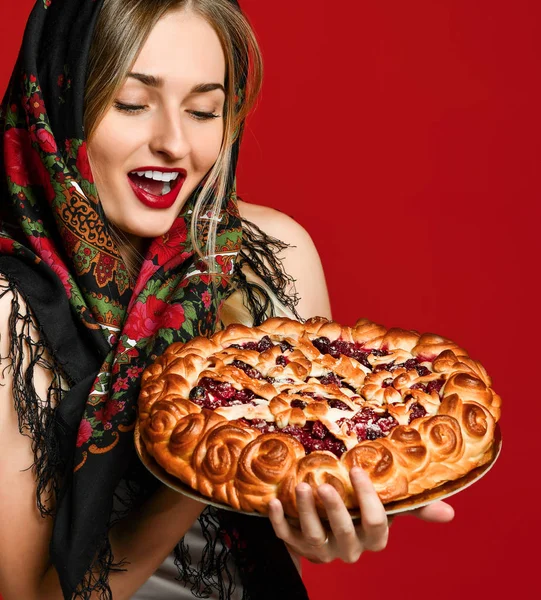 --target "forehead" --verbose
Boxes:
[131,9,226,85]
